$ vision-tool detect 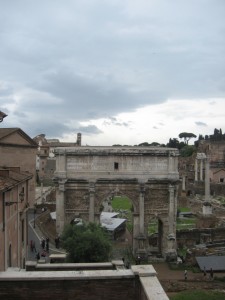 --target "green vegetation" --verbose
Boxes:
[178,207,190,212]
[112,196,132,210]
[111,196,133,232]
[180,145,196,157]
[177,247,187,259]
[176,218,196,230]
[148,220,158,234]
[61,223,112,263]
[216,196,225,205]
[170,290,225,300]
[178,132,197,145]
